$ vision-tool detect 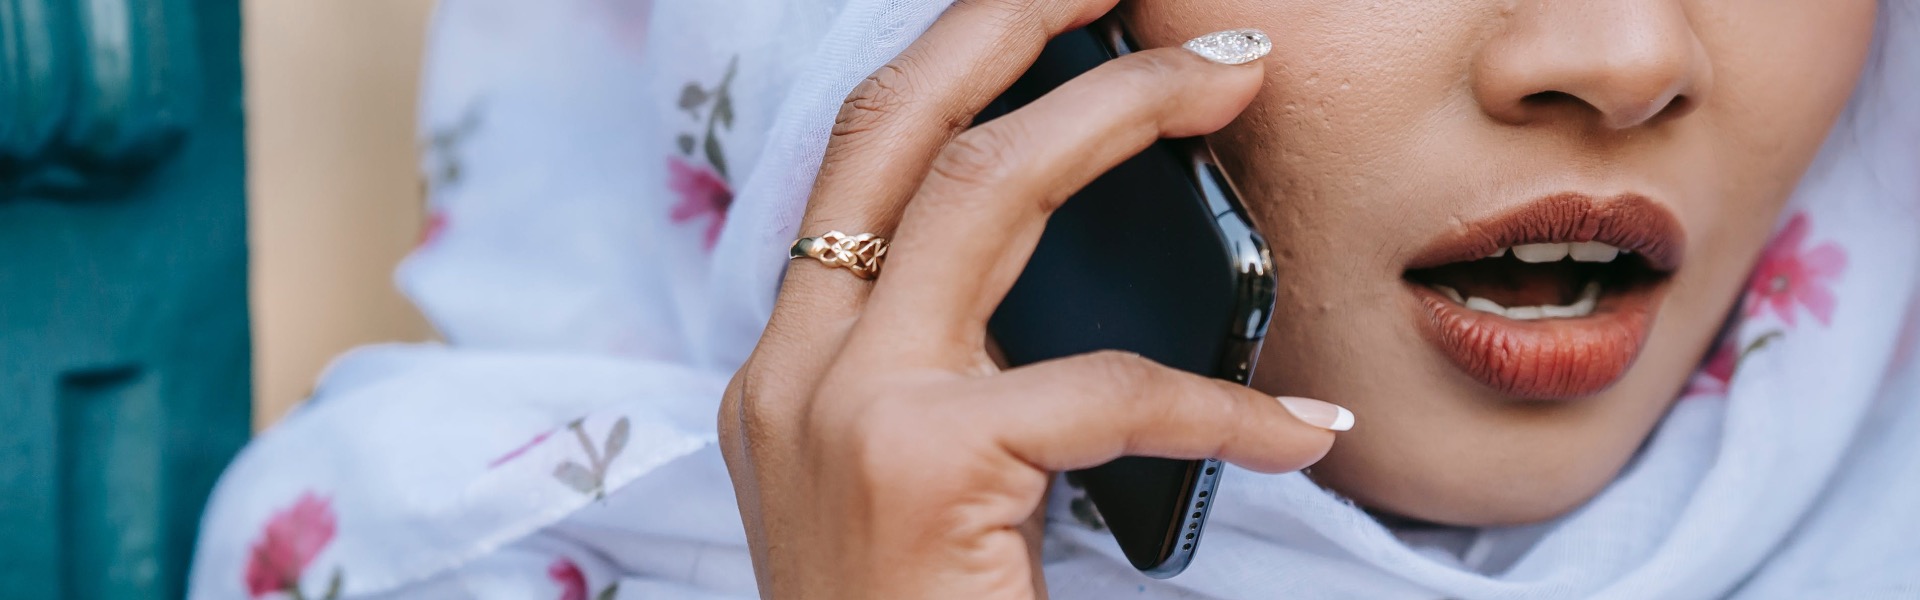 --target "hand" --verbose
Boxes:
[719,2,1350,597]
